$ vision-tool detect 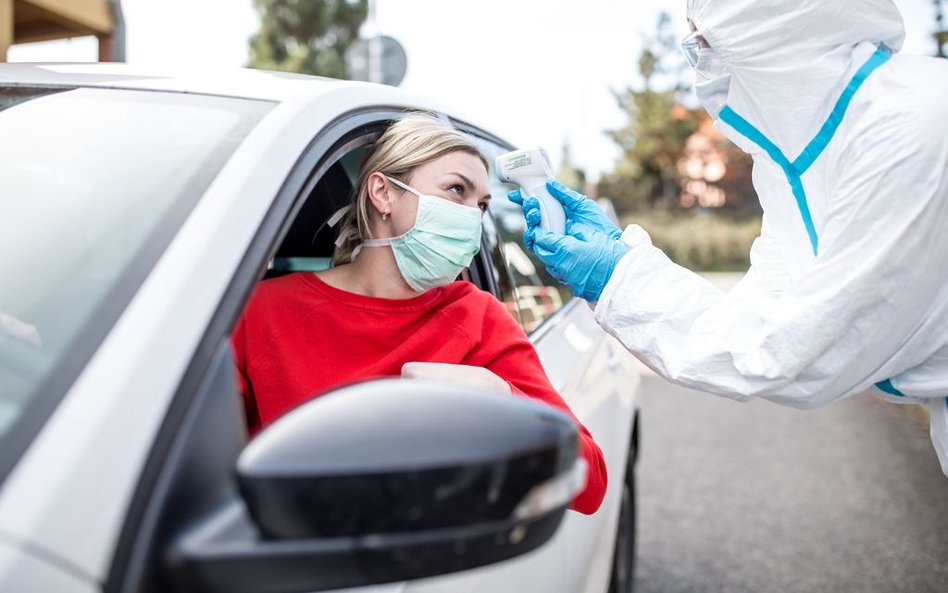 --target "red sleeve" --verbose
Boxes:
[461,293,607,515]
